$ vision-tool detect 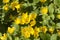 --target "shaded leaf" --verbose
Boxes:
[49,3,54,14]
[50,34,57,40]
